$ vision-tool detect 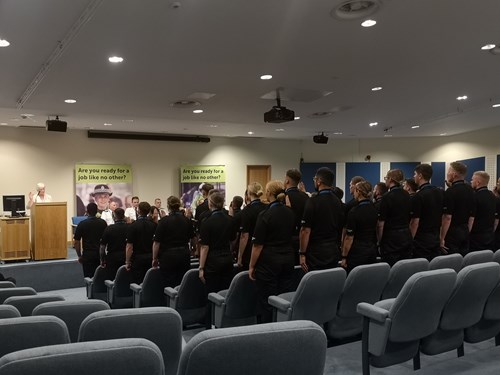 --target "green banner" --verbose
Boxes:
[75,164,132,183]
[181,165,226,183]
